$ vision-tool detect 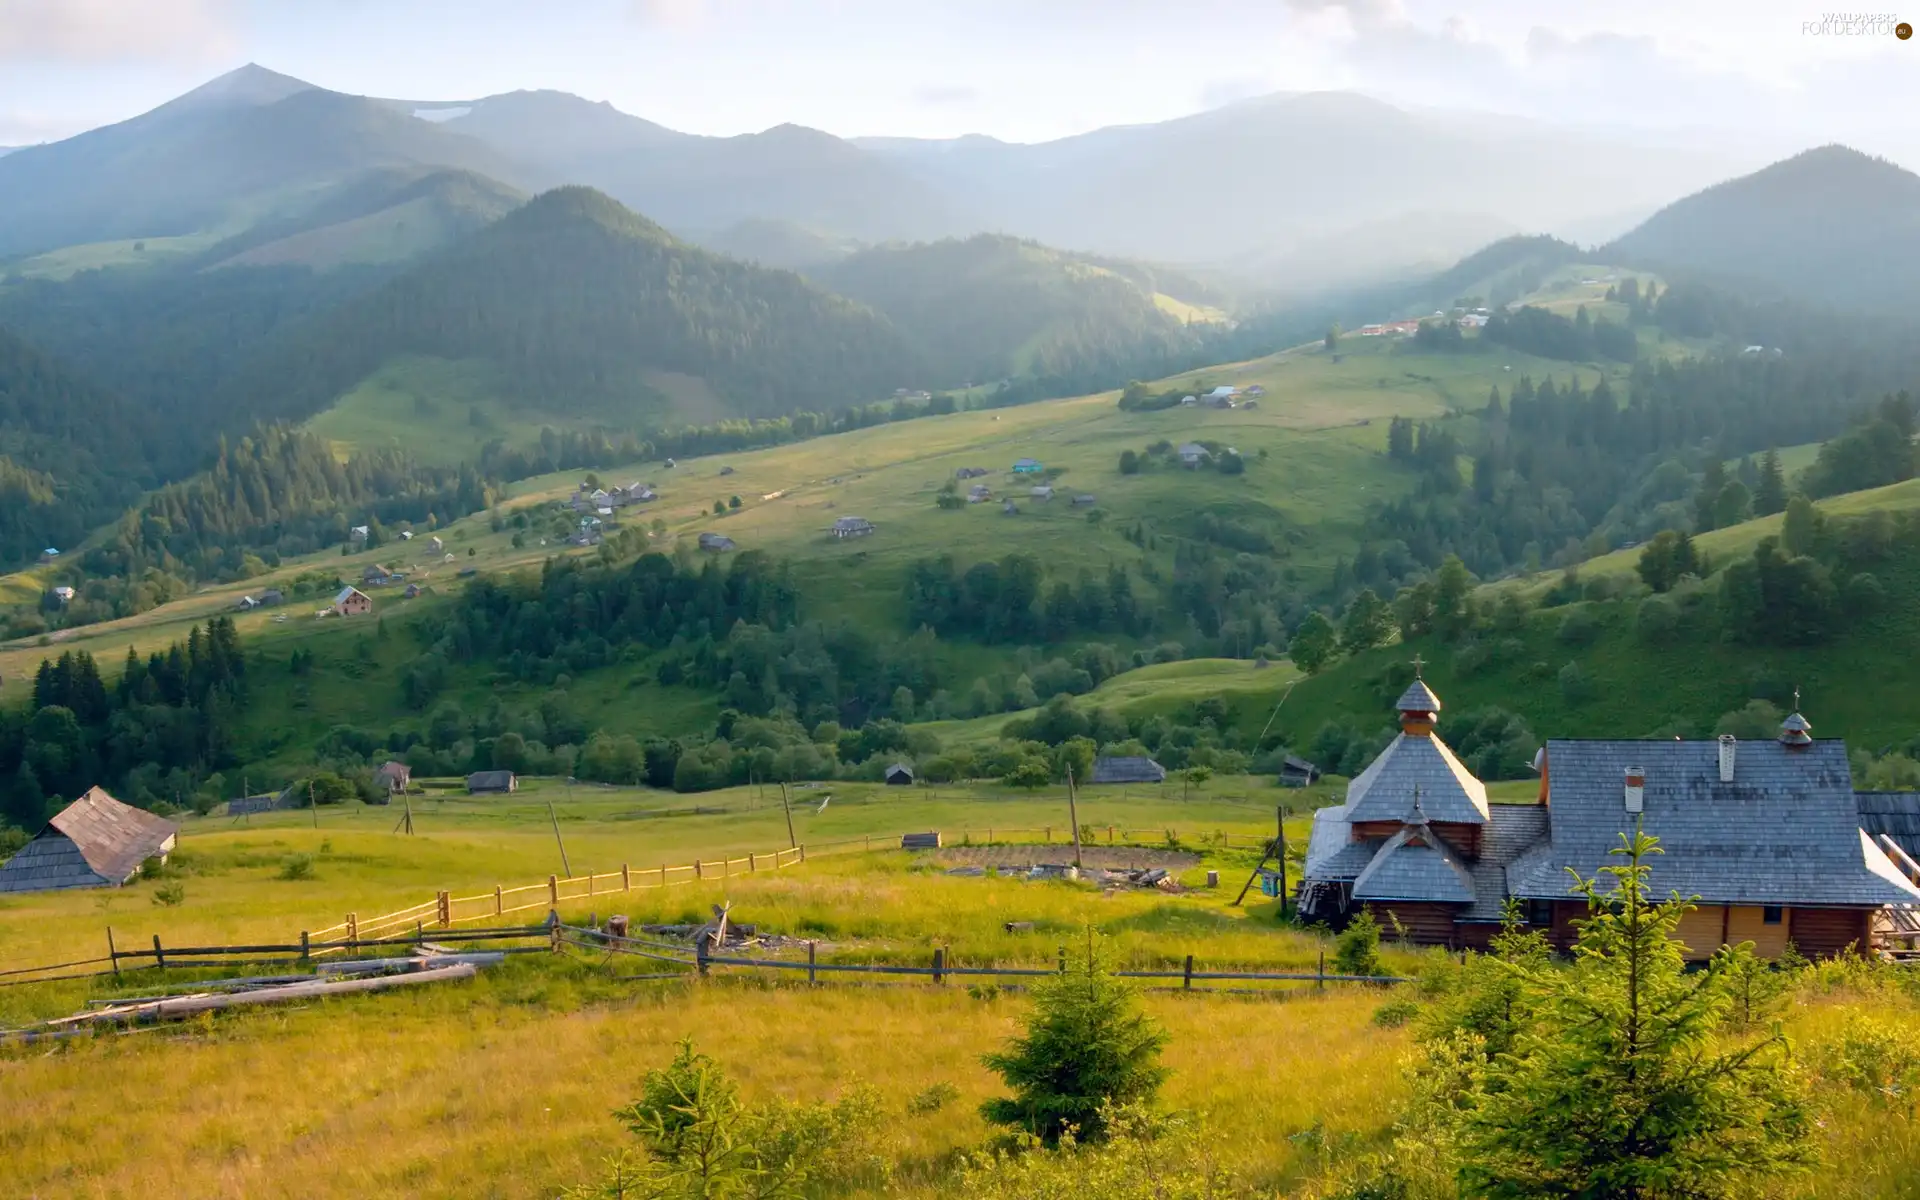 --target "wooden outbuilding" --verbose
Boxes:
[0,788,180,893]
